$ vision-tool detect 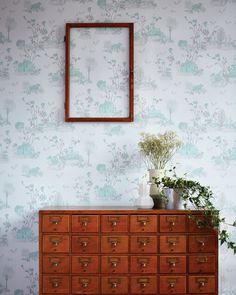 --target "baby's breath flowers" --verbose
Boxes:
[138,131,182,169]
